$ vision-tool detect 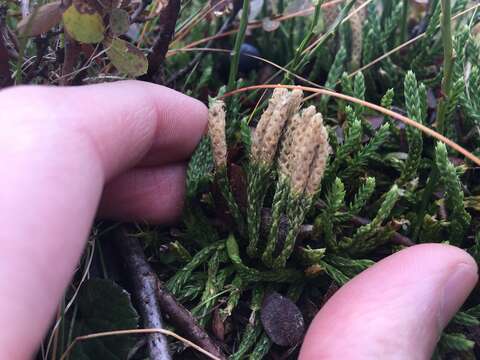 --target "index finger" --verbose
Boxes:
[0,80,207,358]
